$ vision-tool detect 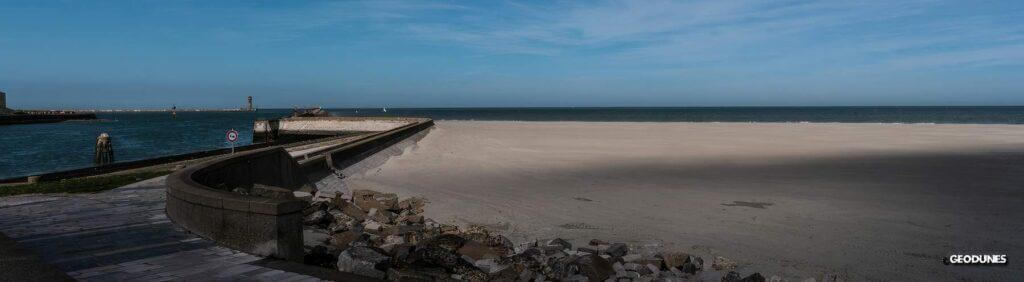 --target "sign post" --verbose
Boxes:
[226,129,239,154]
